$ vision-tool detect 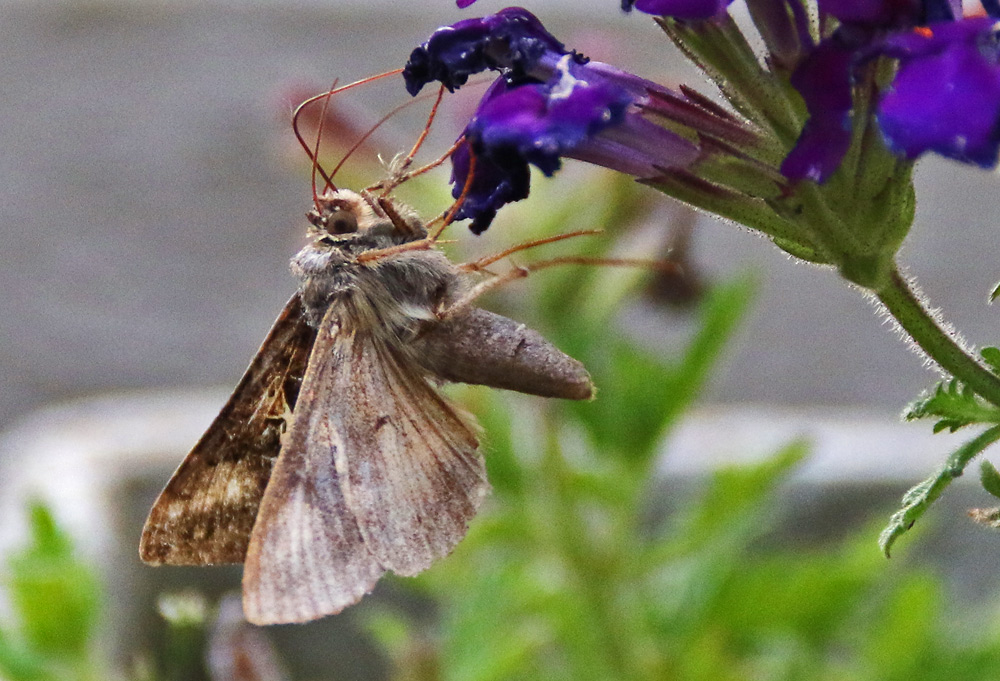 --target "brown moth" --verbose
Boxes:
[140,188,594,625]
